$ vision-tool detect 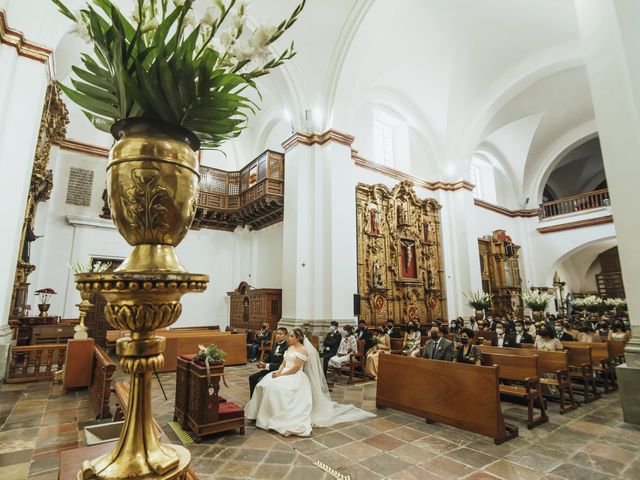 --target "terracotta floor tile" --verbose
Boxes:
[582,441,636,464]
[485,458,541,480]
[334,440,380,462]
[387,426,427,442]
[420,456,475,478]
[360,452,411,477]
[363,433,405,451]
